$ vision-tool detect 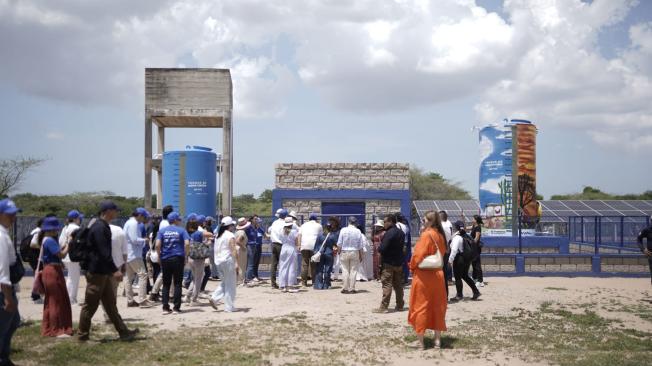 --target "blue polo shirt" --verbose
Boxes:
[245,226,265,245]
[156,225,190,260]
[42,237,62,264]
[190,230,203,243]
